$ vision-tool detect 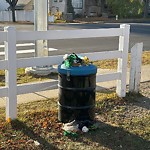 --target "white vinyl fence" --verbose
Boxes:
[0,24,130,120]
[0,10,34,22]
